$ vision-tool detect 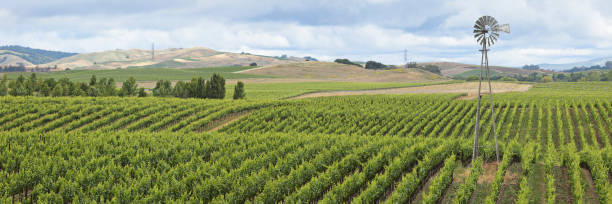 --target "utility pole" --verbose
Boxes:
[152,43,155,61]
